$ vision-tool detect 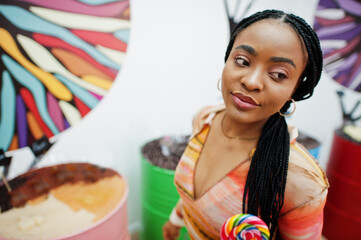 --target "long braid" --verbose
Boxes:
[225,9,323,239]
[242,113,289,238]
